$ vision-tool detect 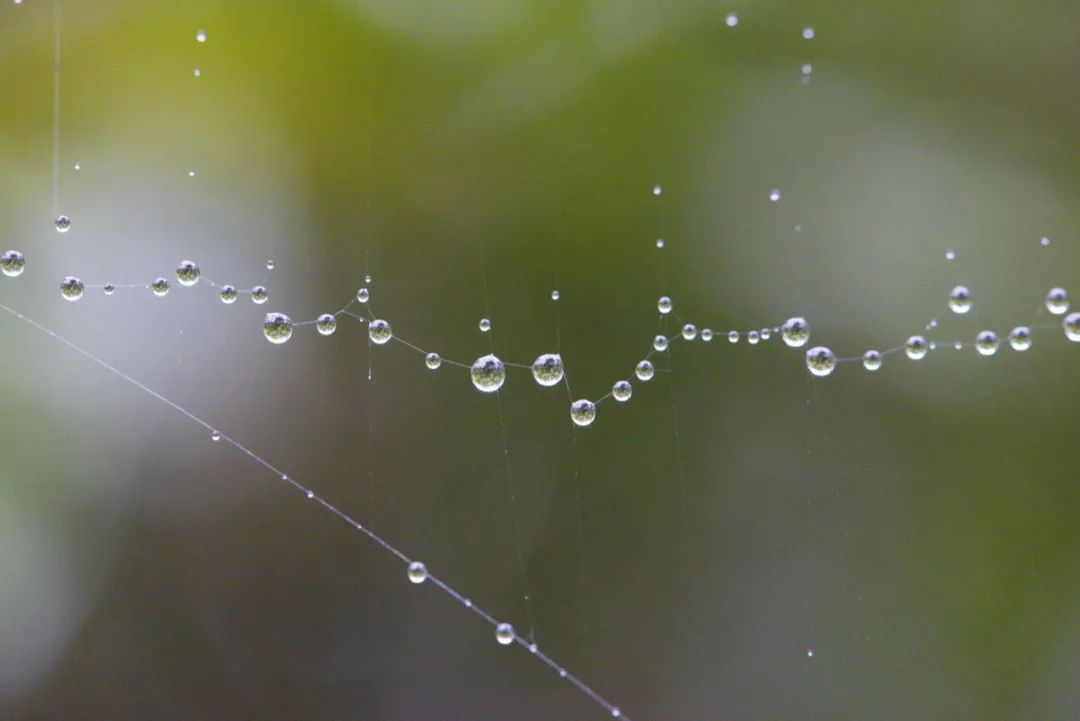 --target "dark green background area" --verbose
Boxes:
[1,1,1079,719]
